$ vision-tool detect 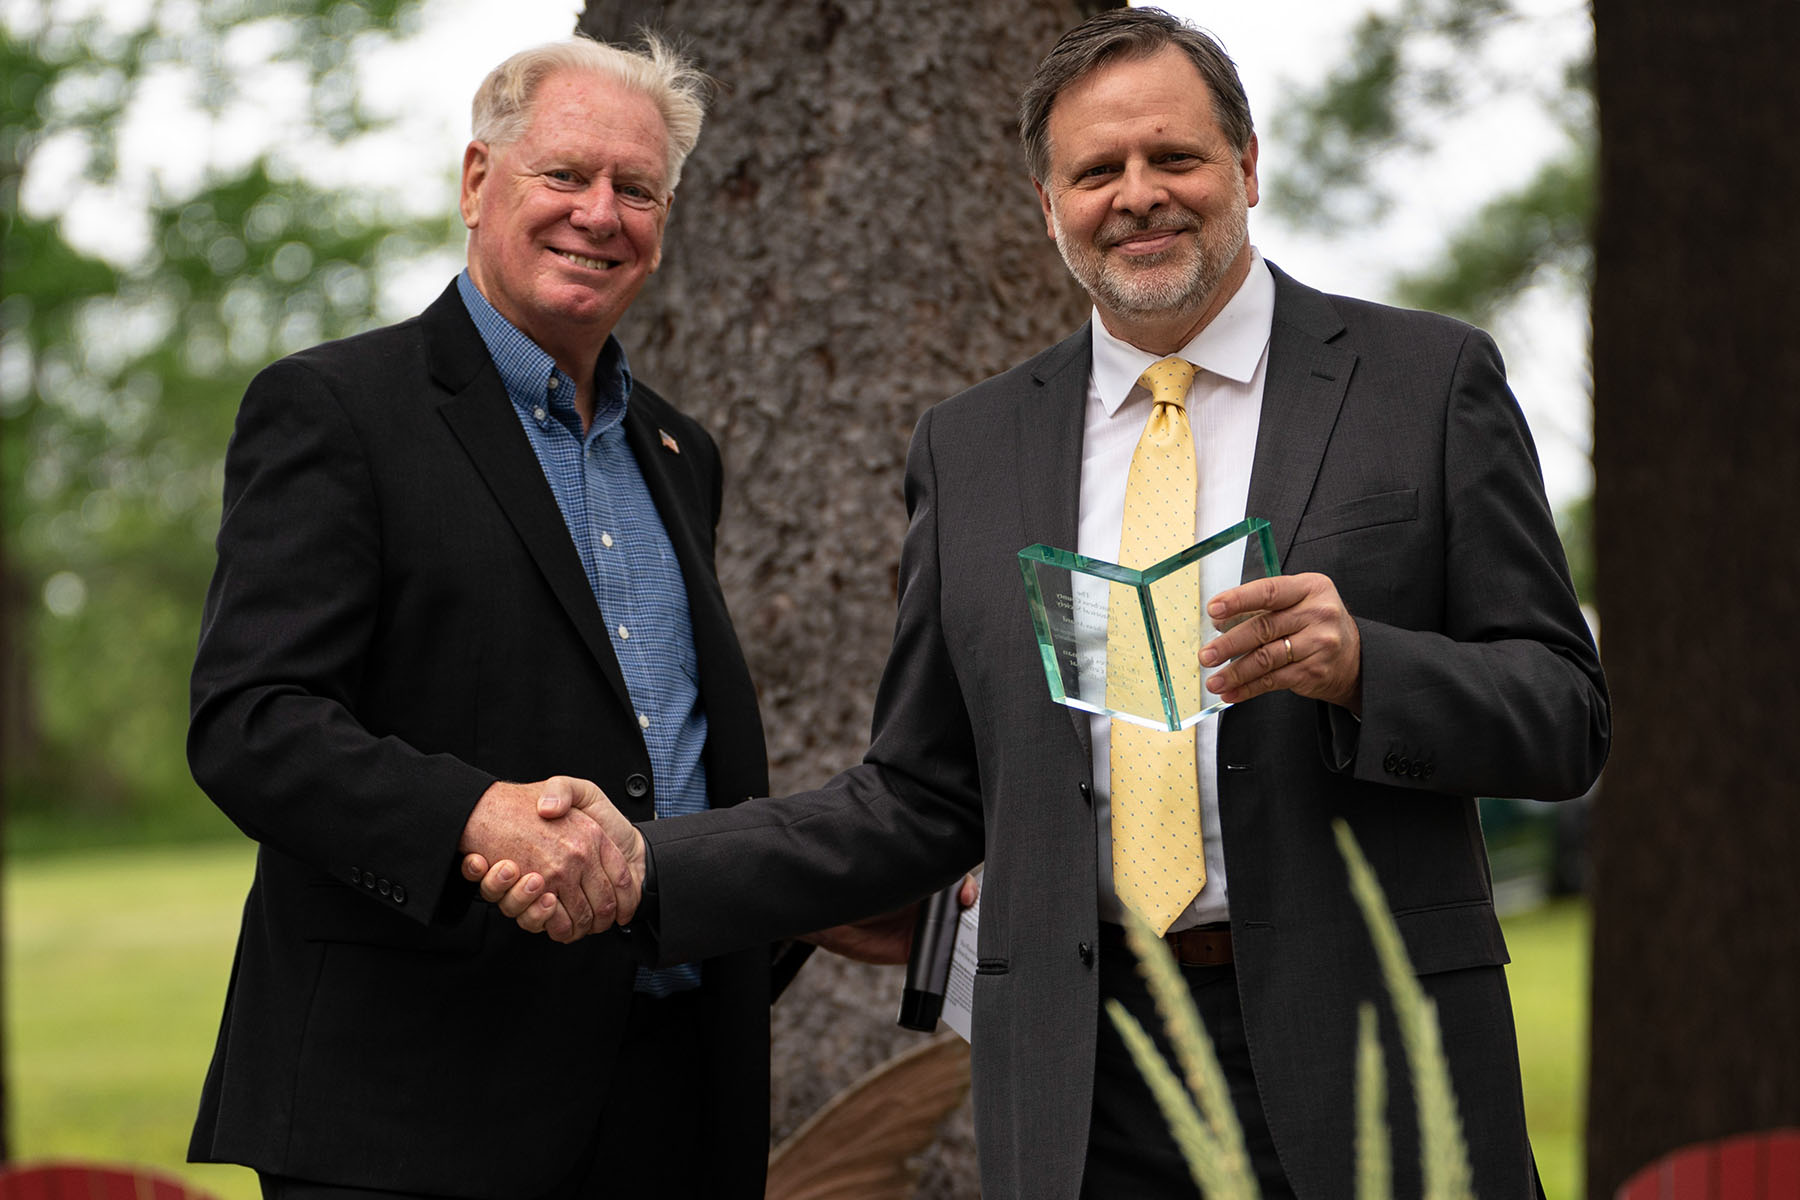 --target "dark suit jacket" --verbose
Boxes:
[187,281,776,1197]
[642,264,1609,1198]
